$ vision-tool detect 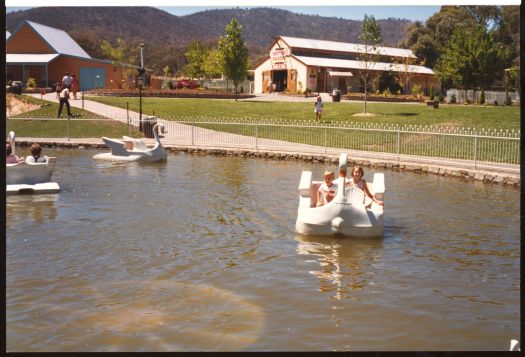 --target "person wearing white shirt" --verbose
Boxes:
[62,72,72,87]
[25,143,48,163]
[316,170,338,207]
